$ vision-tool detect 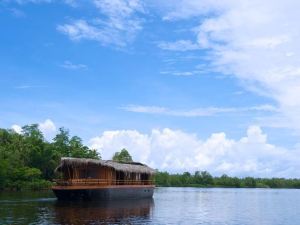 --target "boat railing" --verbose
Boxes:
[53,179,154,186]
